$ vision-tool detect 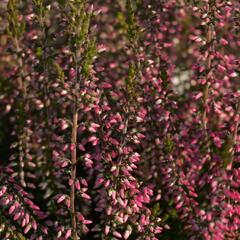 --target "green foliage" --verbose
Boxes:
[55,62,65,82]
[125,62,138,101]
[67,0,91,47]
[125,0,140,43]
[33,0,48,22]
[6,0,25,39]
[82,37,97,78]
[218,135,234,169]
[164,135,175,154]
